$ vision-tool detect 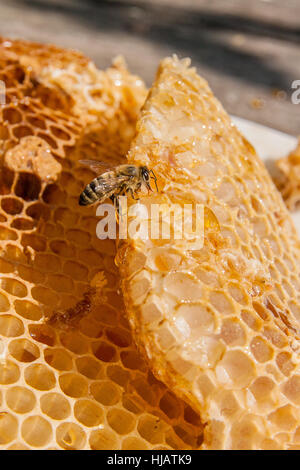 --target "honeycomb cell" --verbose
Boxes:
[0,292,10,312]
[21,416,52,447]
[40,393,71,420]
[25,364,56,391]
[29,324,56,347]
[122,437,150,450]
[60,331,89,355]
[6,386,36,413]
[0,412,18,444]
[216,350,256,388]
[250,336,273,363]
[0,314,24,337]
[59,373,88,398]
[90,381,121,406]
[74,399,104,427]
[92,341,117,363]
[89,428,119,450]
[0,277,27,298]
[160,392,181,420]
[9,338,40,362]
[44,348,73,371]
[137,414,167,445]
[164,272,202,301]
[1,197,23,215]
[56,423,86,450]
[75,356,102,380]
[0,226,18,241]
[282,375,300,405]
[0,360,20,385]
[14,299,42,321]
[14,172,41,201]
